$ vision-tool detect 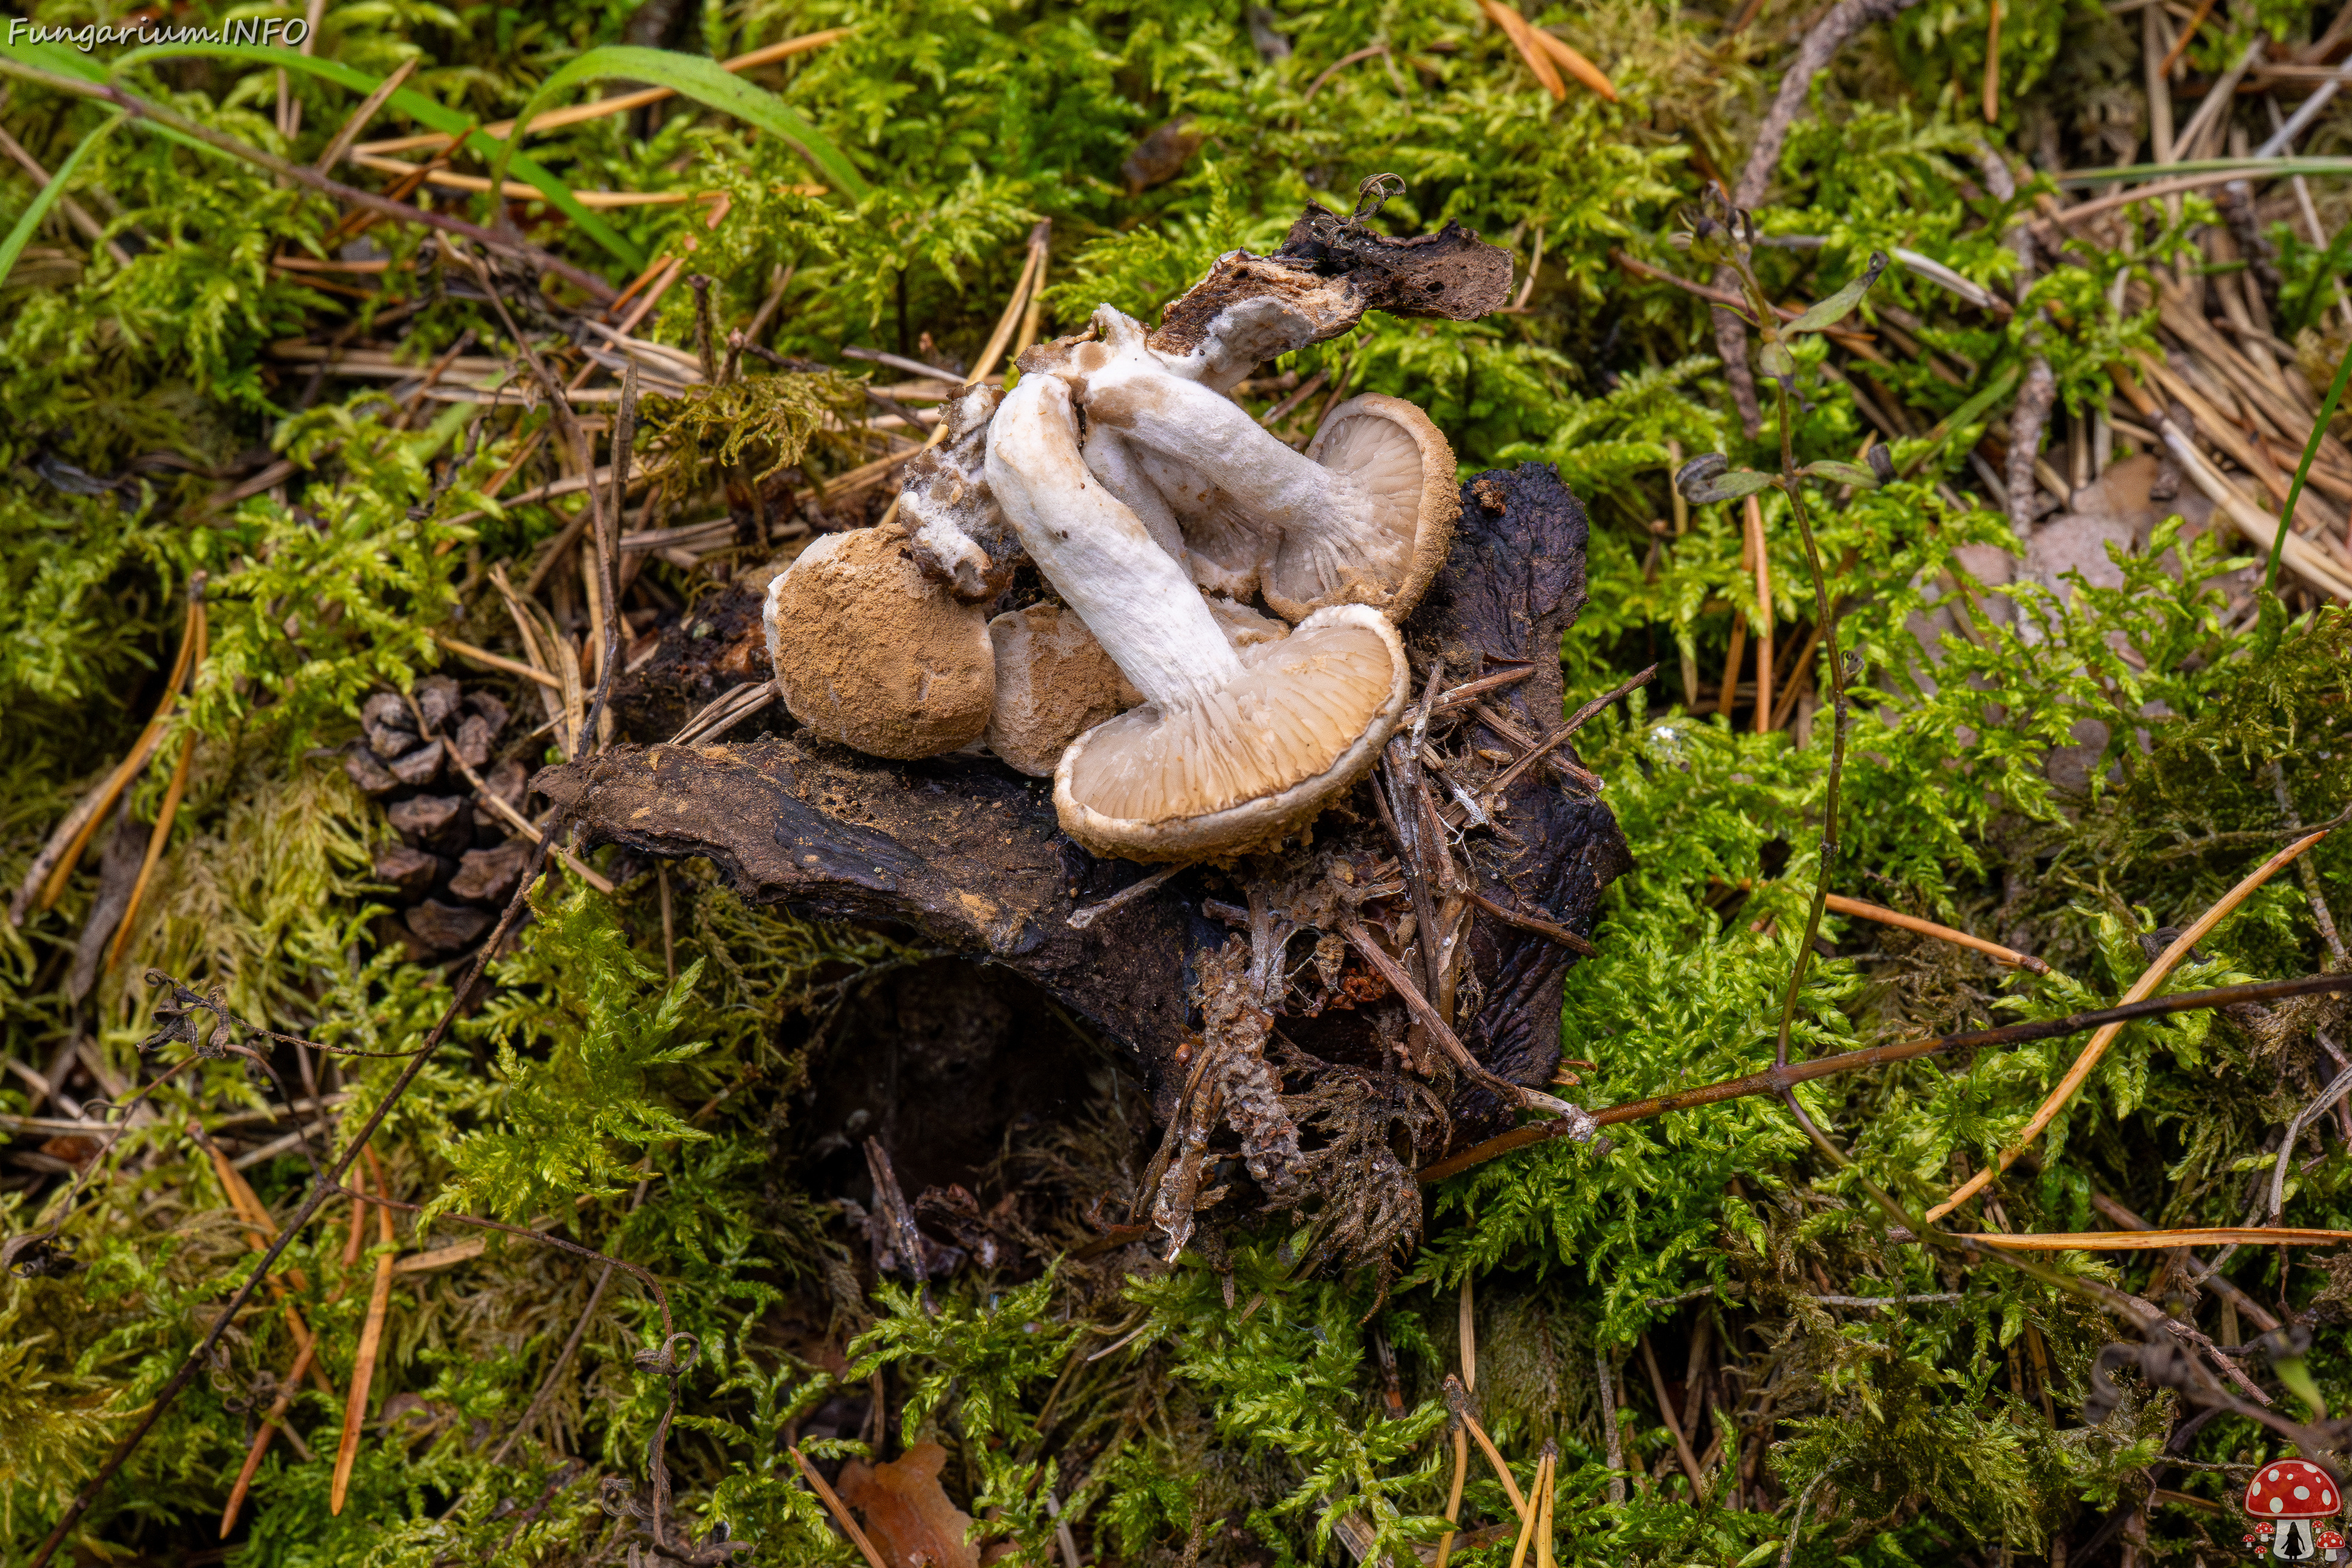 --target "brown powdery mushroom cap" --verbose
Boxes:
[2247,1461,2342,1521]
[984,602,1145,778]
[985,595,1291,778]
[763,522,996,759]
